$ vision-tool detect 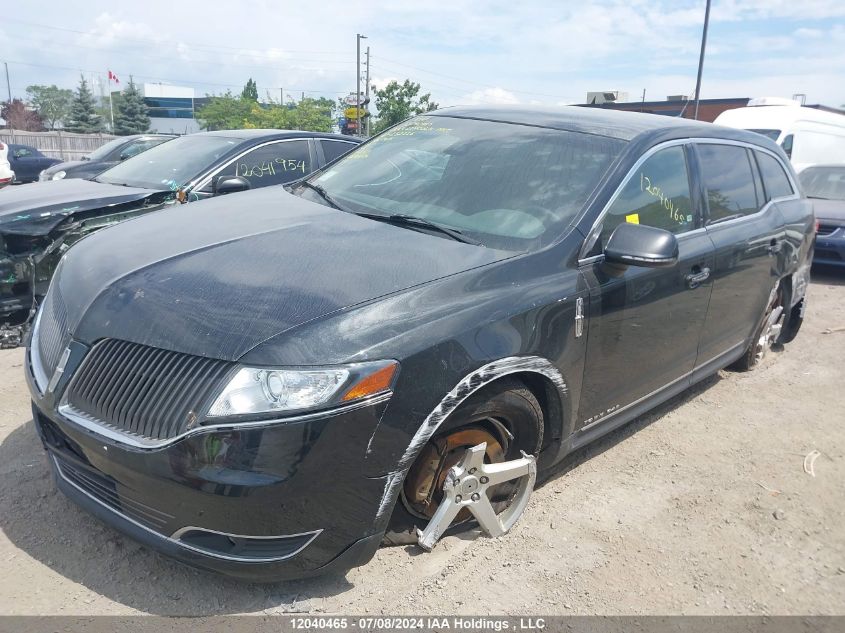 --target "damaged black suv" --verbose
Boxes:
[26,106,813,580]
